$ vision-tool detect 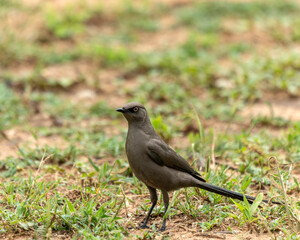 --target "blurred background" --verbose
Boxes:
[0,0,300,239]
[1,0,300,131]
